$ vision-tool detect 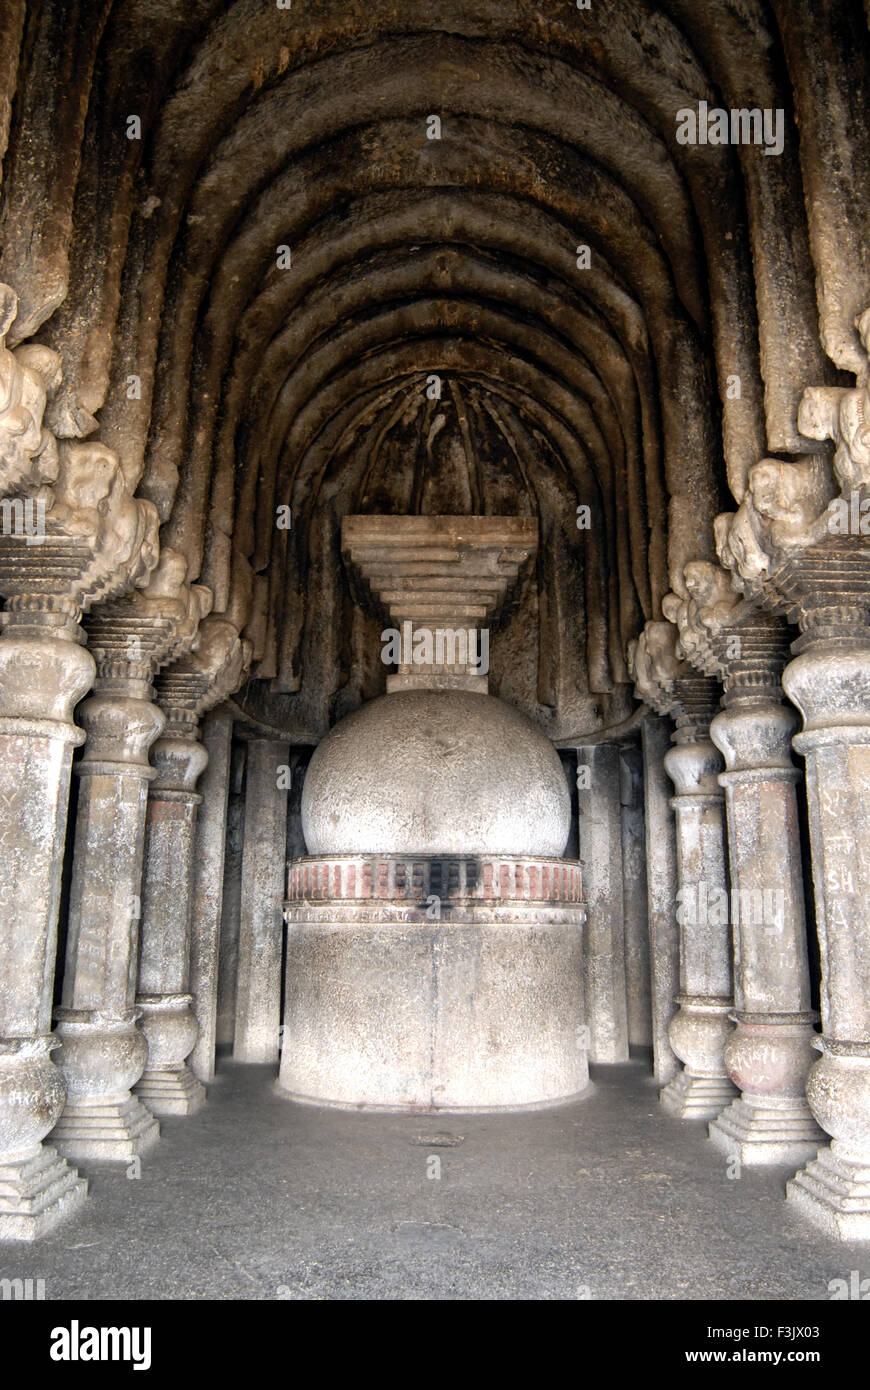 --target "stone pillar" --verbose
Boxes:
[216,741,245,1048]
[48,551,211,1153]
[189,708,233,1083]
[0,604,91,1237]
[0,284,163,1230]
[233,738,289,1064]
[575,742,628,1063]
[134,609,250,1107]
[784,634,870,1235]
[50,677,163,1161]
[706,626,822,1164]
[660,567,822,1161]
[134,710,208,1115]
[620,744,651,1049]
[712,364,870,1234]
[660,692,737,1119]
[641,714,680,1084]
